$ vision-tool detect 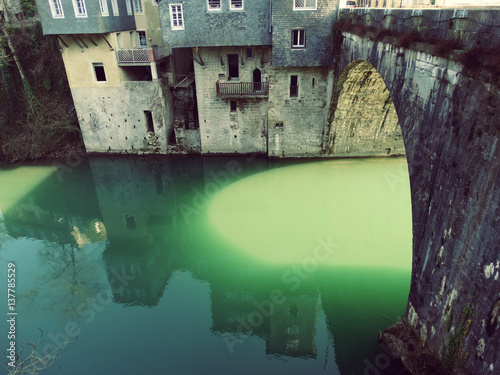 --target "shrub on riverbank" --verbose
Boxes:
[0,22,81,163]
